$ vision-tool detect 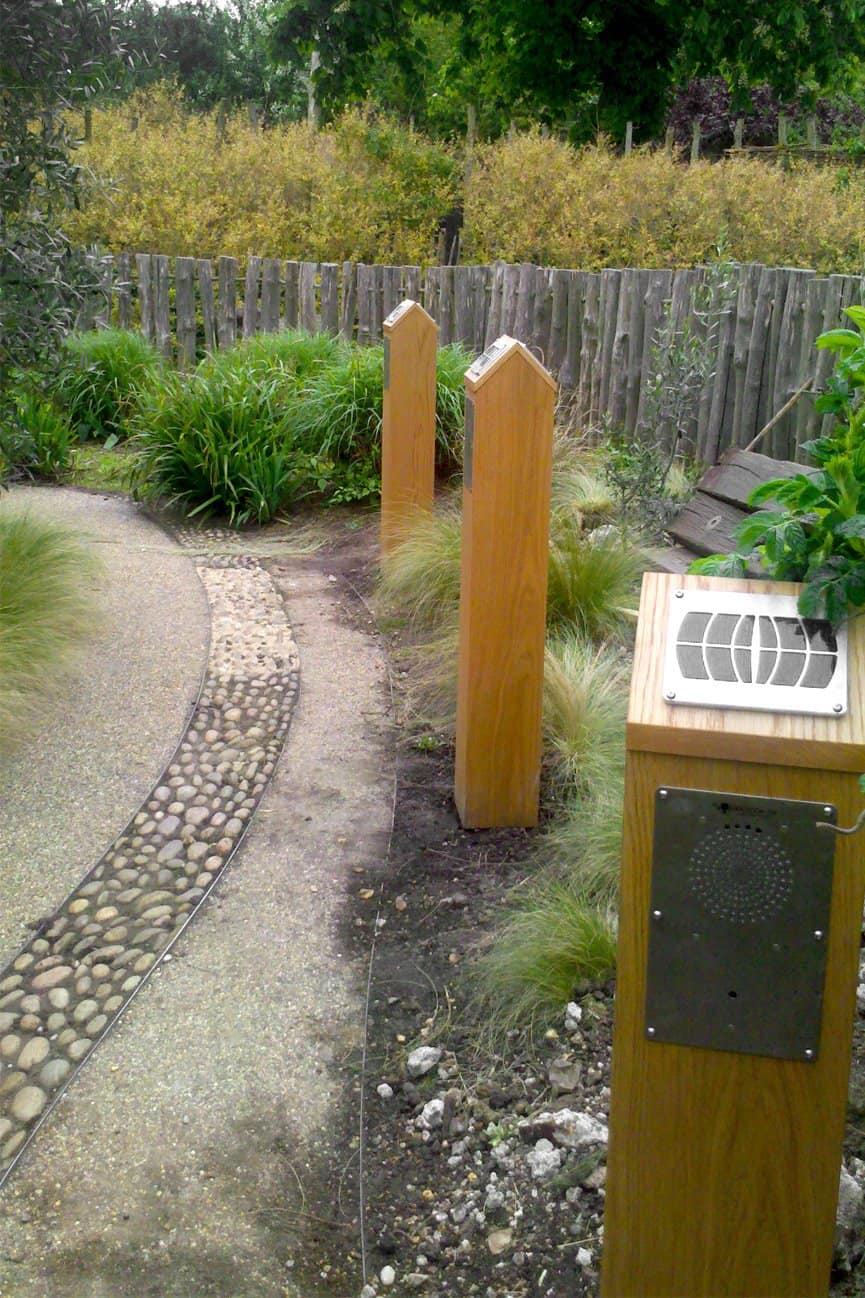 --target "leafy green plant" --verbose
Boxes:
[0,510,100,747]
[0,387,76,480]
[196,328,348,389]
[691,307,865,623]
[54,328,164,443]
[129,368,307,525]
